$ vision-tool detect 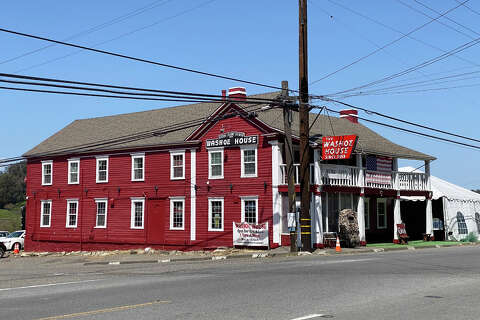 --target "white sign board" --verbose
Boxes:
[233,222,269,247]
